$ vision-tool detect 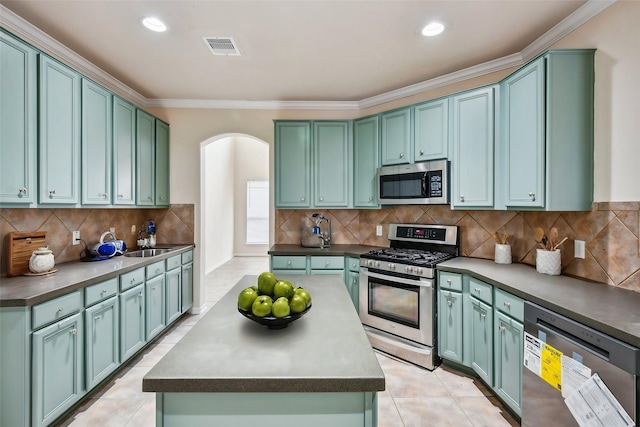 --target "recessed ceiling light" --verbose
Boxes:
[142,17,167,32]
[421,22,445,37]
